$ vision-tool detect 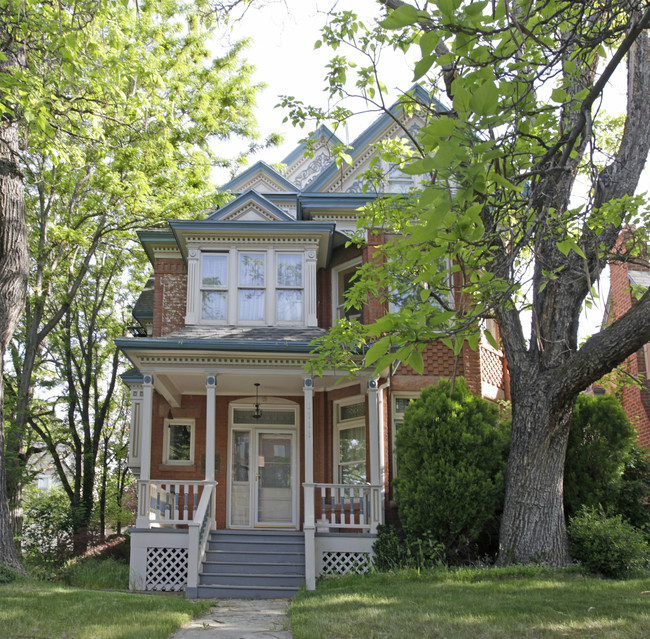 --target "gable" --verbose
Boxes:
[220,161,299,195]
[207,190,296,223]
